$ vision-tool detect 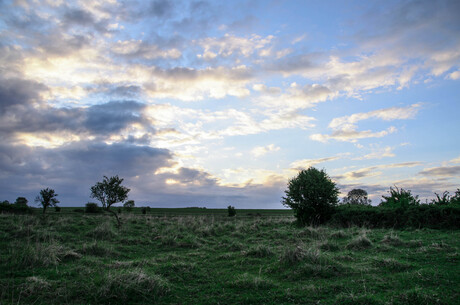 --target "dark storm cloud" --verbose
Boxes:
[0,141,173,205]
[0,77,47,111]
[0,86,150,138]
[85,101,149,134]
